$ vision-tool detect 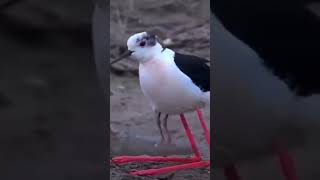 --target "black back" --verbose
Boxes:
[174,52,210,92]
